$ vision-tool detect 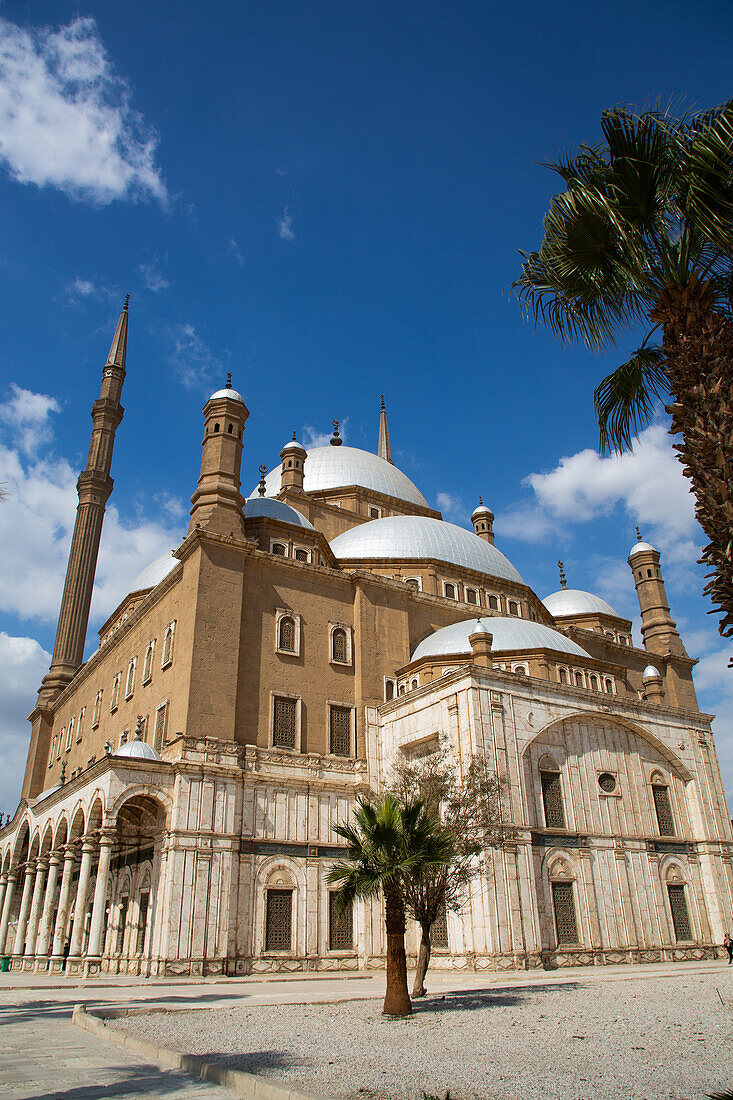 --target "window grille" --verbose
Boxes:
[265,889,292,950]
[294,547,308,562]
[332,628,348,663]
[125,659,136,698]
[590,675,600,691]
[404,578,420,590]
[136,893,150,955]
[162,622,175,667]
[574,671,584,687]
[111,674,121,711]
[272,543,286,556]
[652,784,676,836]
[116,897,129,954]
[369,507,380,519]
[278,617,296,652]
[466,589,477,605]
[143,641,155,682]
[444,583,456,600]
[273,696,297,749]
[598,772,616,793]
[552,882,579,944]
[488,595,499,610]
[92,691,103,728]
[329,892,353,950]
[558,668,568,684]
[508,600,519,616]
[432,905,449,949]
[329,705,351,756]
[604,678,614,693]
[77,707,85,741]
[153,703,168,751]
[667,884,692,941]
[540,769,566,829]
